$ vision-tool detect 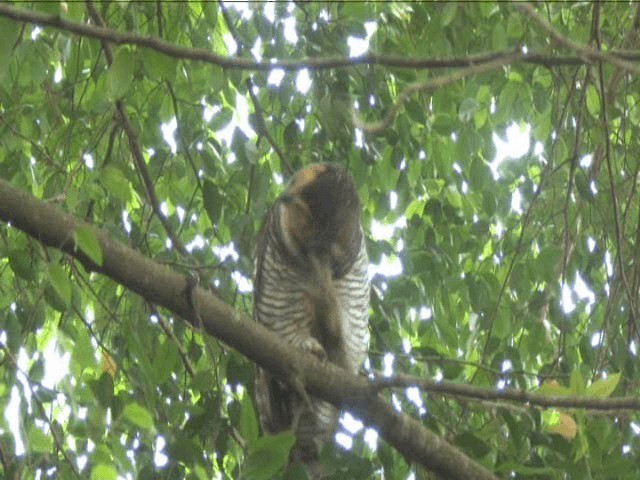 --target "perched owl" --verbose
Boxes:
[253,163,370,464]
